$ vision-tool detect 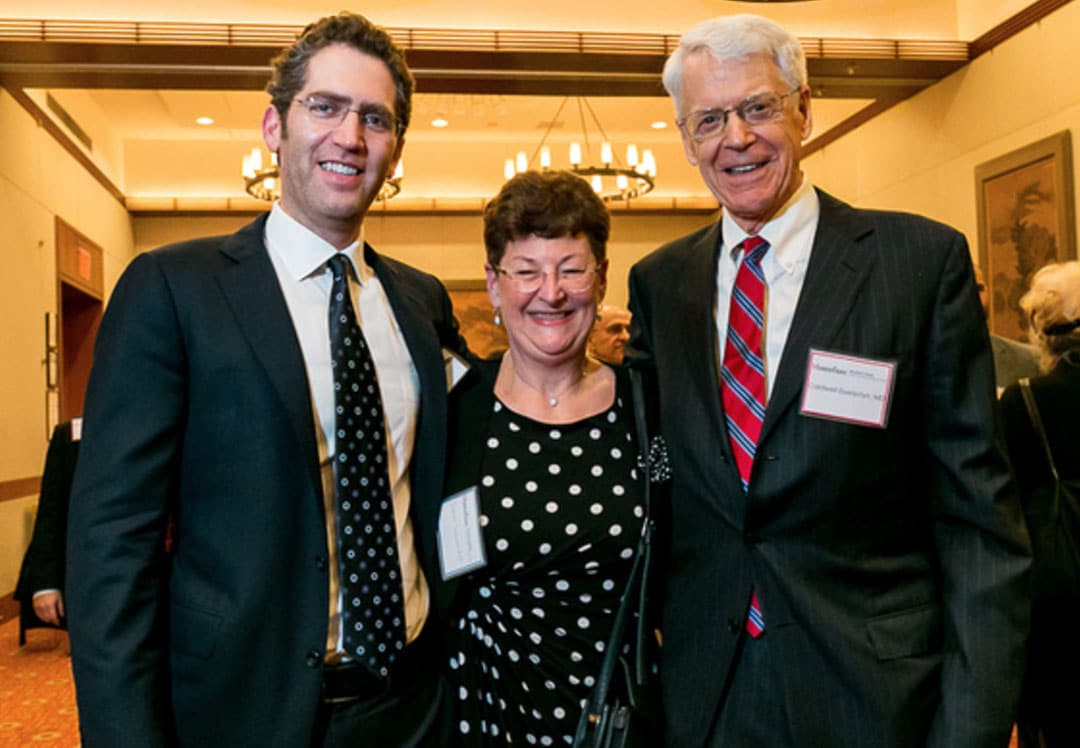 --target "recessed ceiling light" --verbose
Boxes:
[650,121,668,130]
[196,116,214,126]
[432,117,449,128]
